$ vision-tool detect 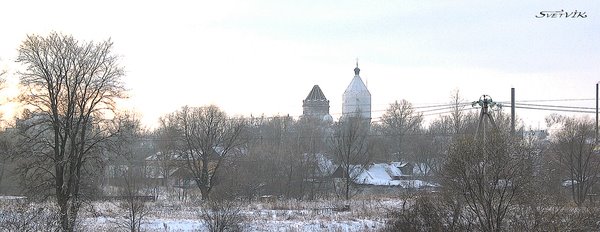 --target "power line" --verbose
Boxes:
[498,98,594,103]
[371,107,476,123]
[513,106,595,114]
[412,102,471,109]
[417,104,473,113]
[160,98,597,128]
[513,103,595,110]
[143,131,477,143]
[421,107,477,117]
[359,102,472,114]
